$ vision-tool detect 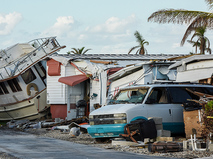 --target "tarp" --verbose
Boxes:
[58,74,89,86]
